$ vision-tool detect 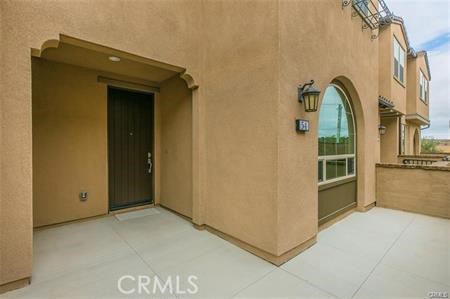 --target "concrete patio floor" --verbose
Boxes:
[2,207,449,299]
